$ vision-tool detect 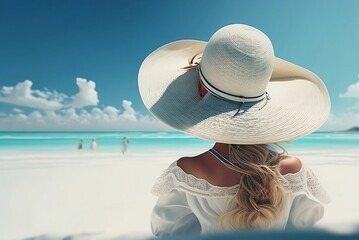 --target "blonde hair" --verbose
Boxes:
[217,144,287,230]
